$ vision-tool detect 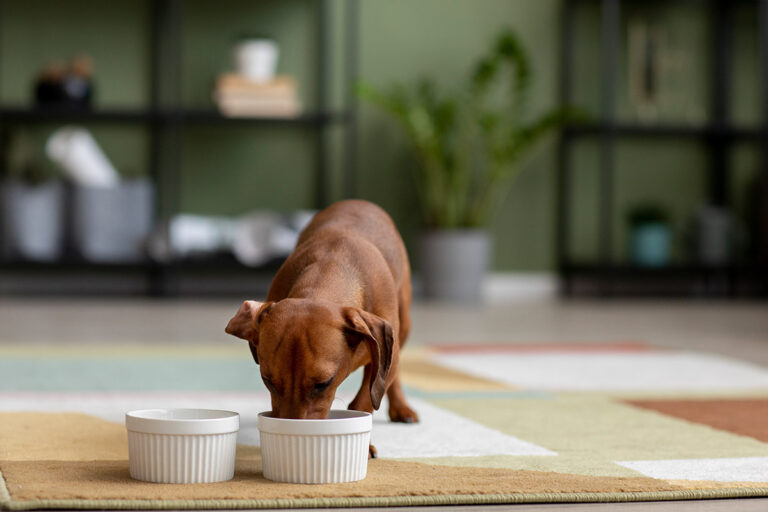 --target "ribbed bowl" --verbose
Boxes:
[258,410,372,484]
[126,409,239,484]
